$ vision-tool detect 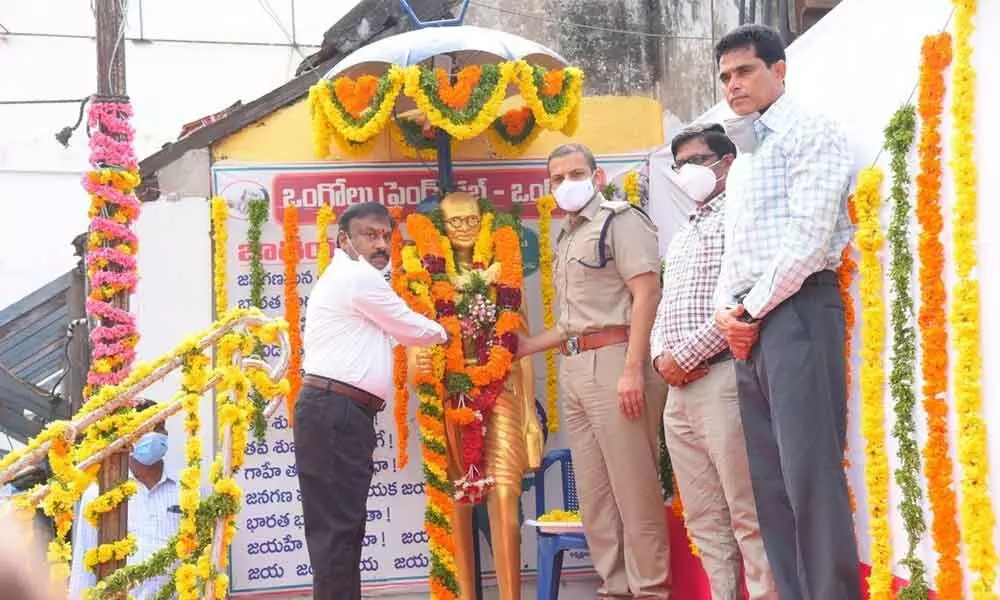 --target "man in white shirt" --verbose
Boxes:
[294,201,447,600]
[69,399,180,600]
